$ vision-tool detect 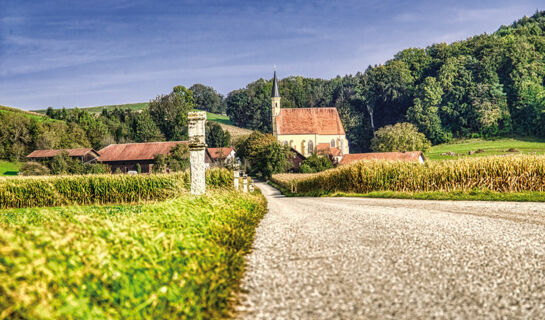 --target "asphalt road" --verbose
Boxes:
[236,183,545,319]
